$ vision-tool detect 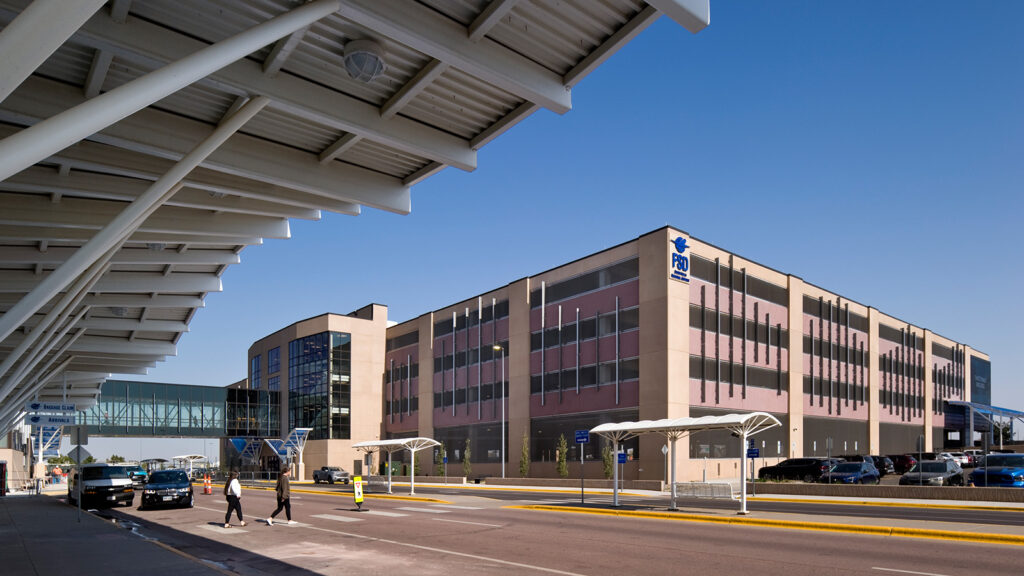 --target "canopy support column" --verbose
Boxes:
[669,435,679,511]
[612,439,619,507]
[739,430,749,515]
[410,448,416,495]
[386,450,393,494]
